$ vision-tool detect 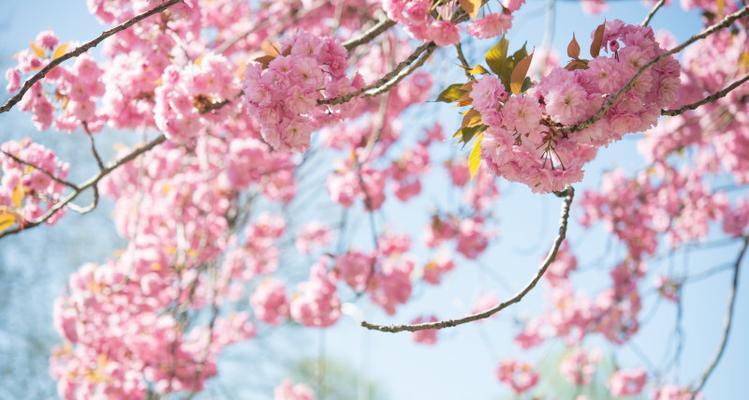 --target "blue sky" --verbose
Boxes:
[1,1,746,399]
